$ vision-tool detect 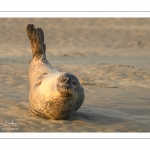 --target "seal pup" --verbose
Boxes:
[26,24,85,120]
